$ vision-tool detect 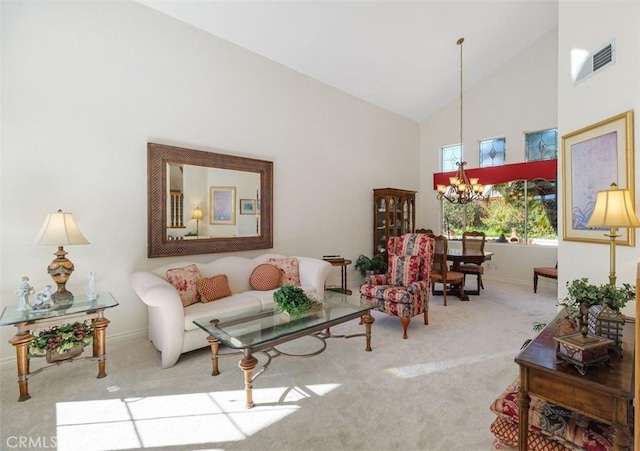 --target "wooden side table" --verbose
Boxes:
[0,292,119,401]
[515,309,634,450]
[324,258,352,295]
